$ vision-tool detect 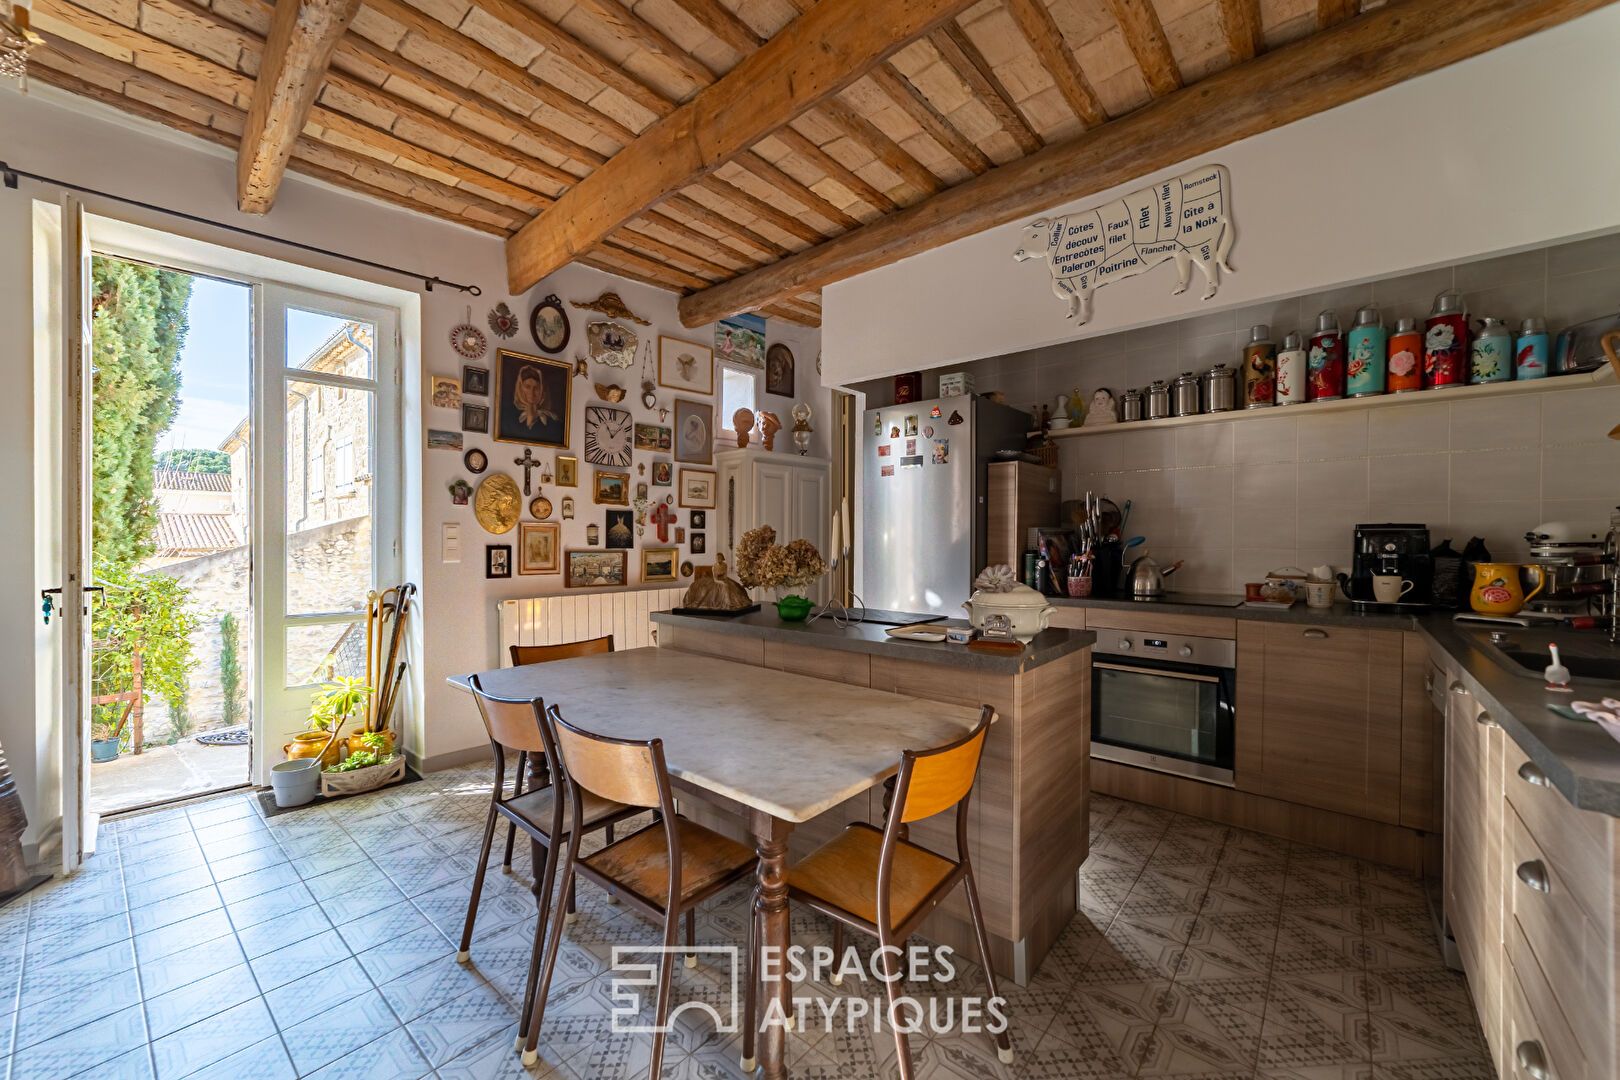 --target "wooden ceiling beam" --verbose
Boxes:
[1002,0,1106,127]
[772,125,898,213]
[678,0,1609,326]
[503,0,978,294]
[362,0,634,145]
[568,0,718,89]
[1215,0,1265,62]
[815,96,943,198]
[1106,0,1182,97]
[928,23,1042,155]
[732,150,861,231]
[470,0,671,117]
[667,0,764,54]
[665,193,788,259]
[1319,0,1359,28]
[238,0,363,213]
[695,174,825,246]
[865,62,990,175]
